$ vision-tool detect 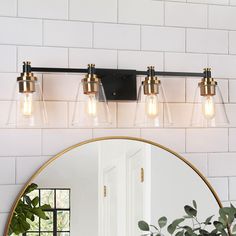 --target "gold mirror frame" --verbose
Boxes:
[4,136,223,236]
